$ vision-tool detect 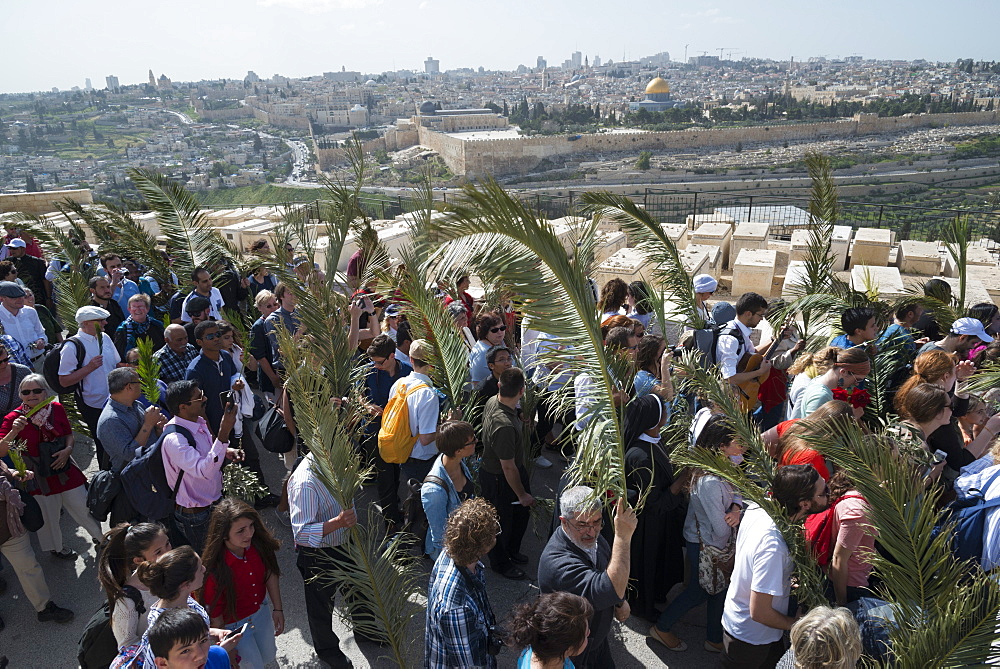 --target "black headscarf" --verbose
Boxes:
[623,394,663,448]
